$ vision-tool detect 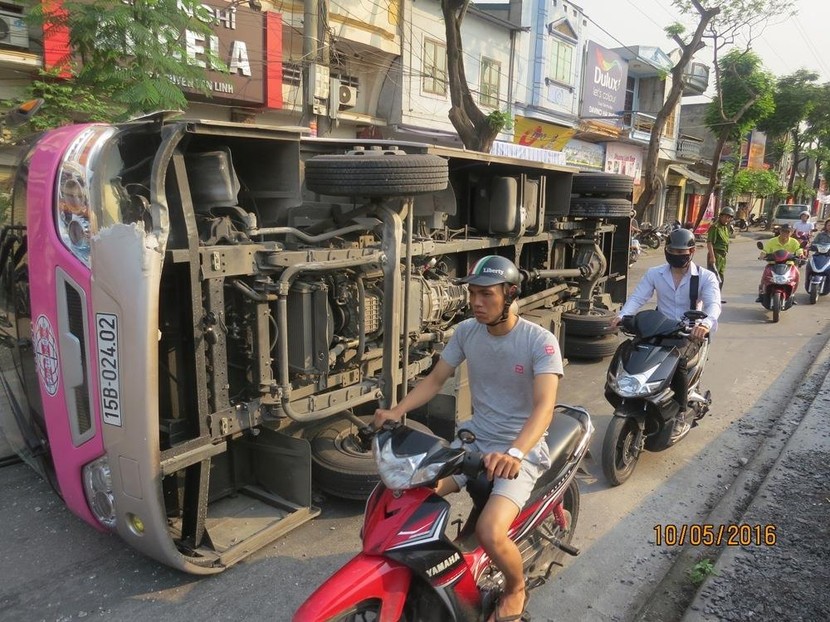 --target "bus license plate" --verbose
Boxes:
[96,313,122,427]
